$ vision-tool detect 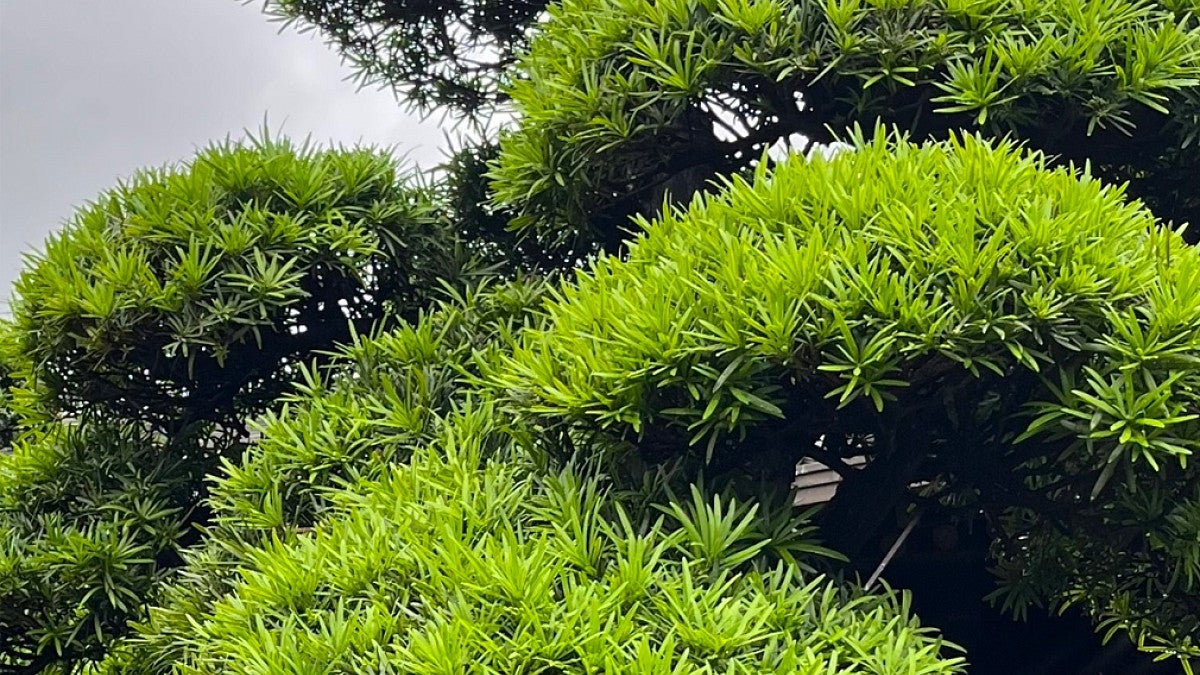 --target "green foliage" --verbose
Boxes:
[120,405,963,674]
[107,279,548,672]
[0,362,17,452]
[0,423,209,670]
[486,131,1200,661]
[267,0,545,114]
[491,0,1200,249]
[6,134,465,430]
[211,277,548,535]
[440,141,590,271]
[110,277,962,675]
[5,0,1200,669]
[0,135,478,672]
